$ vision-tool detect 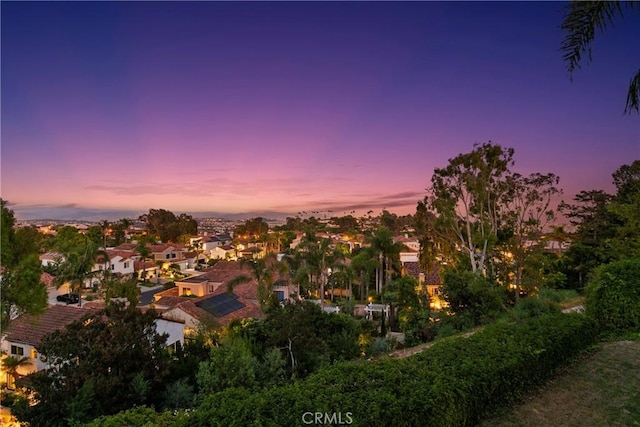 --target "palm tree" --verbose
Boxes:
[296,232,344,309]
[561,0,640,113]
[135,242,153,284]
[351,247,378,302]
[99,220,111,249]
[229,254,289,311]
[54,242,107,307]
[366,227,405,300]
[2,355,32,388]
